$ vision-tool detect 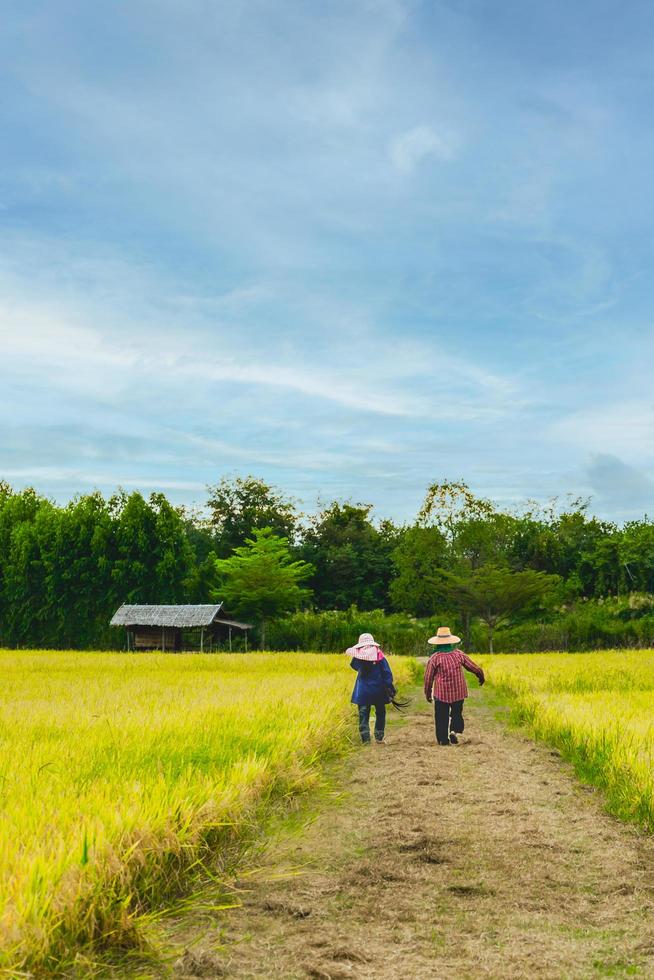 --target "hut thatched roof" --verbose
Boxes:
[110,603,250,629]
